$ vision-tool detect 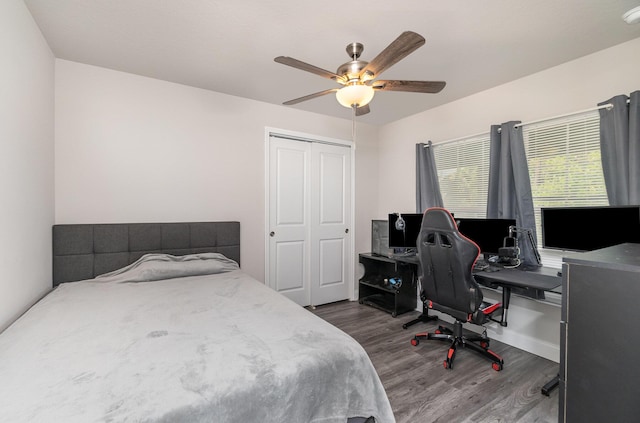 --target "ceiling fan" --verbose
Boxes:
[274,31,446,116]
